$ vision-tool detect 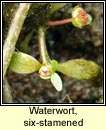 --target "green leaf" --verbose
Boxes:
[20,30,34,53]
[51,60,59,72]
[48,3,67,17]
[51,73,62,91]
[57,59,101,80]
[9,52,41,74]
